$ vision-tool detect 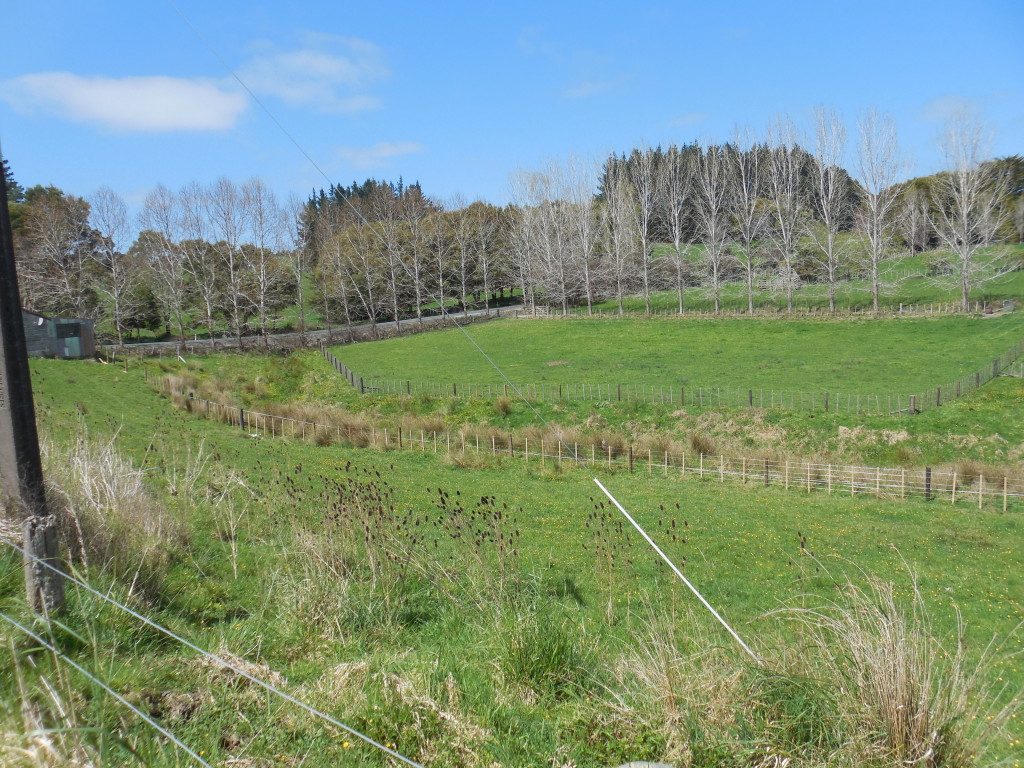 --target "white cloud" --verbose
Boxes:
[562,76,628,100]
[0,72,247,132]
[668,112,708,126]
[335,141,425,169]
[920,95,980,123]
[238,35,388,113]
